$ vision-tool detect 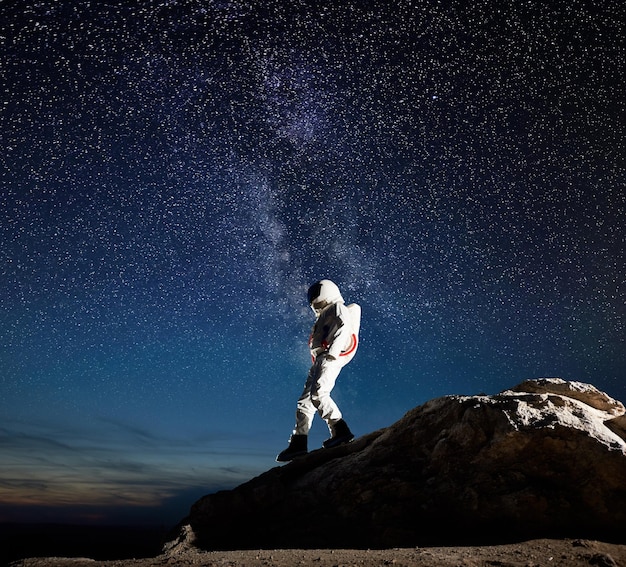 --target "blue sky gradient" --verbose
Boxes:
[1,0,624,526]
